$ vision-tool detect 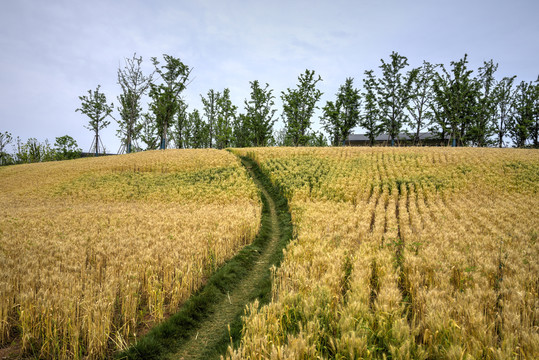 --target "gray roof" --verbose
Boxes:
[347,132,444,141]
